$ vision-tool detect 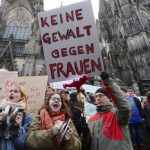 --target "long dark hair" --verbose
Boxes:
[39,92,70,120]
